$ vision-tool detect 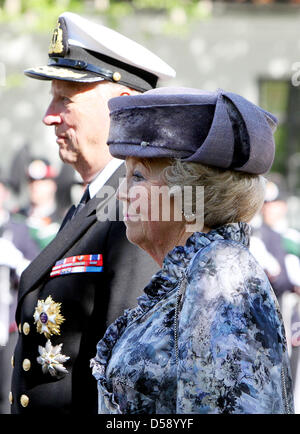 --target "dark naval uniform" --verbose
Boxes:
[10,165,158,413]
